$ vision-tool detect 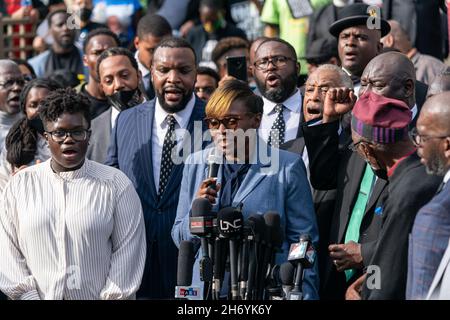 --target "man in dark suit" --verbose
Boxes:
[105,37,206,299]
[407,92,450,299]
